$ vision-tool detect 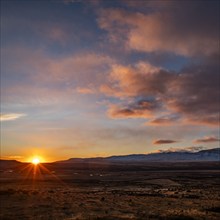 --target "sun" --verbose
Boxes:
[32,157,40,165]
